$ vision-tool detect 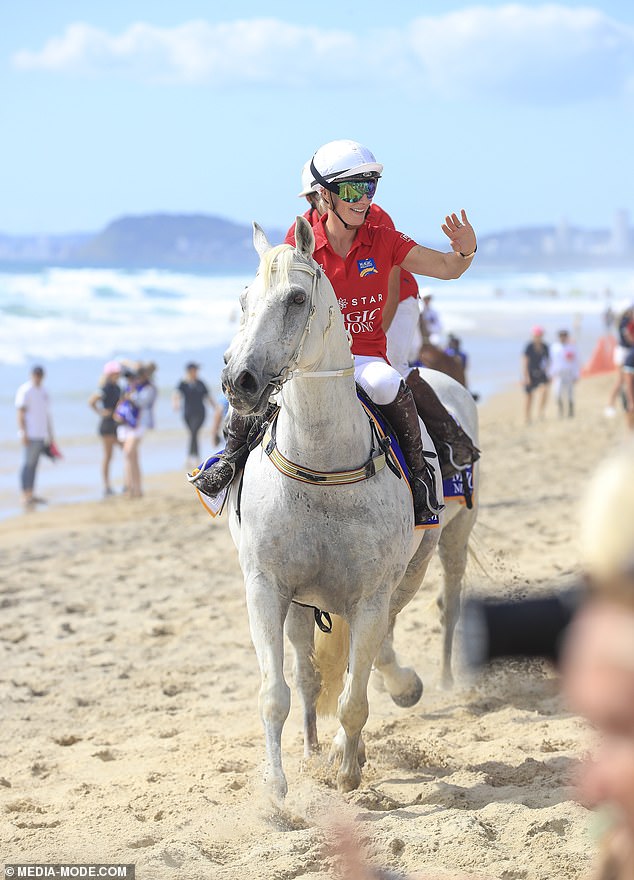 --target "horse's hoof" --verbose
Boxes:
[439,671,454,691]
[337,767,362,793]
[390,671,424,707]
[263,772,288,804]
